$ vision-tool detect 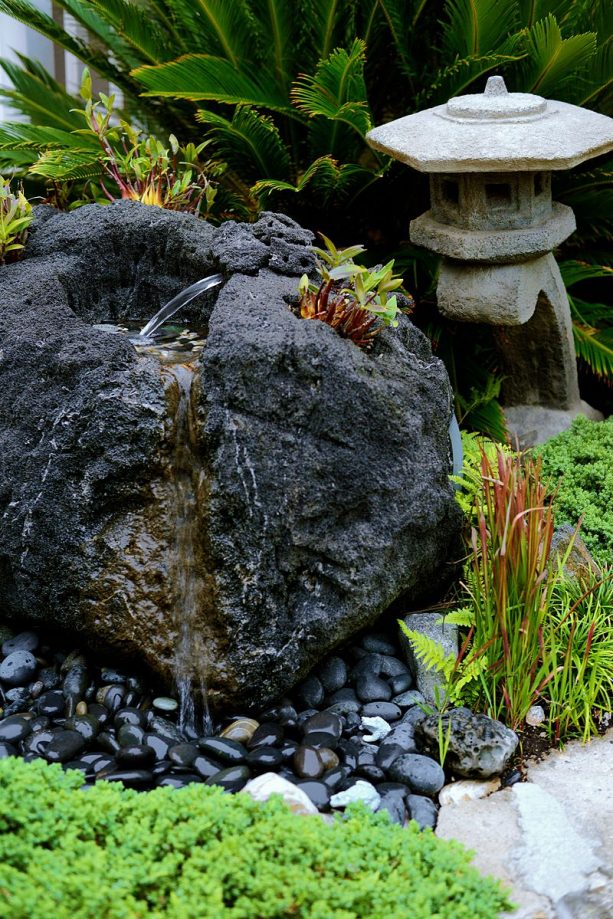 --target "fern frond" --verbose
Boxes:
[398,622,457,680]
[438,609,475,628]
